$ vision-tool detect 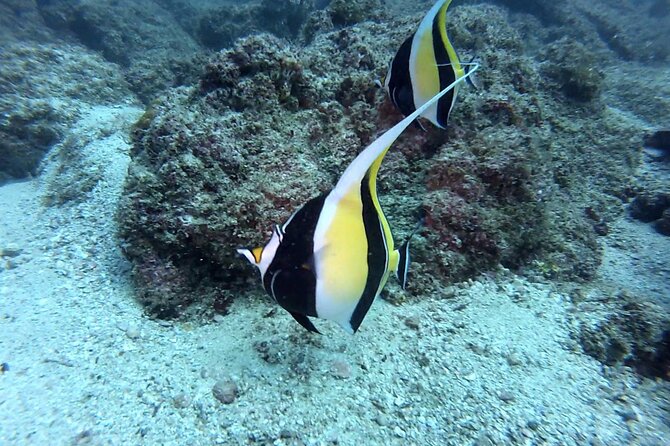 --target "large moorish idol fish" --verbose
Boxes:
[237,68,478,334]
[381,0,476,129]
